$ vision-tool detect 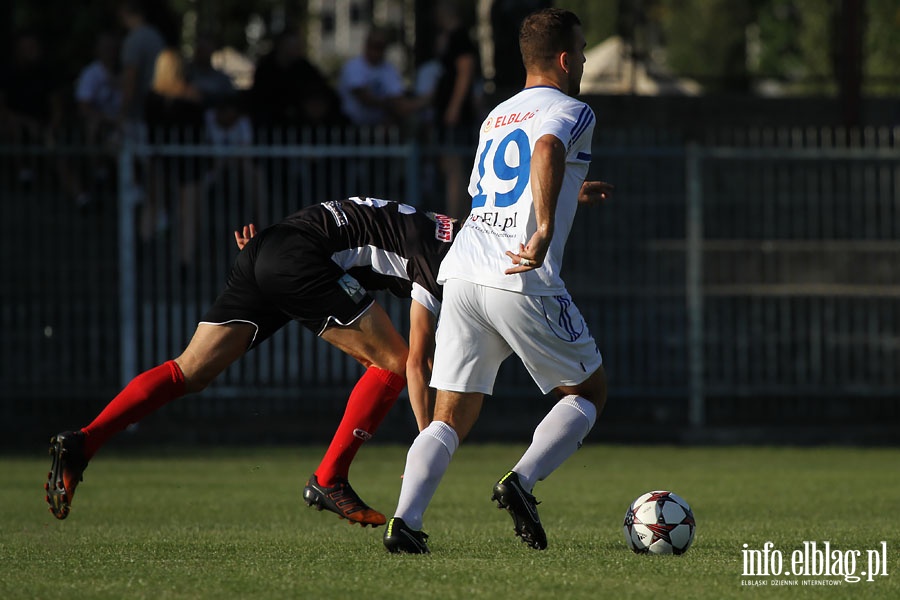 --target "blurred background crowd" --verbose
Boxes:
[3,0,899,147]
